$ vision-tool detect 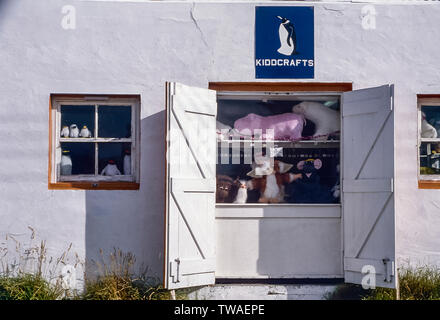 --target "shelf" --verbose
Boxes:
[59,174,134,182]
[217,139,340,148]
[421,138,440,143]
[60,138,131,143]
